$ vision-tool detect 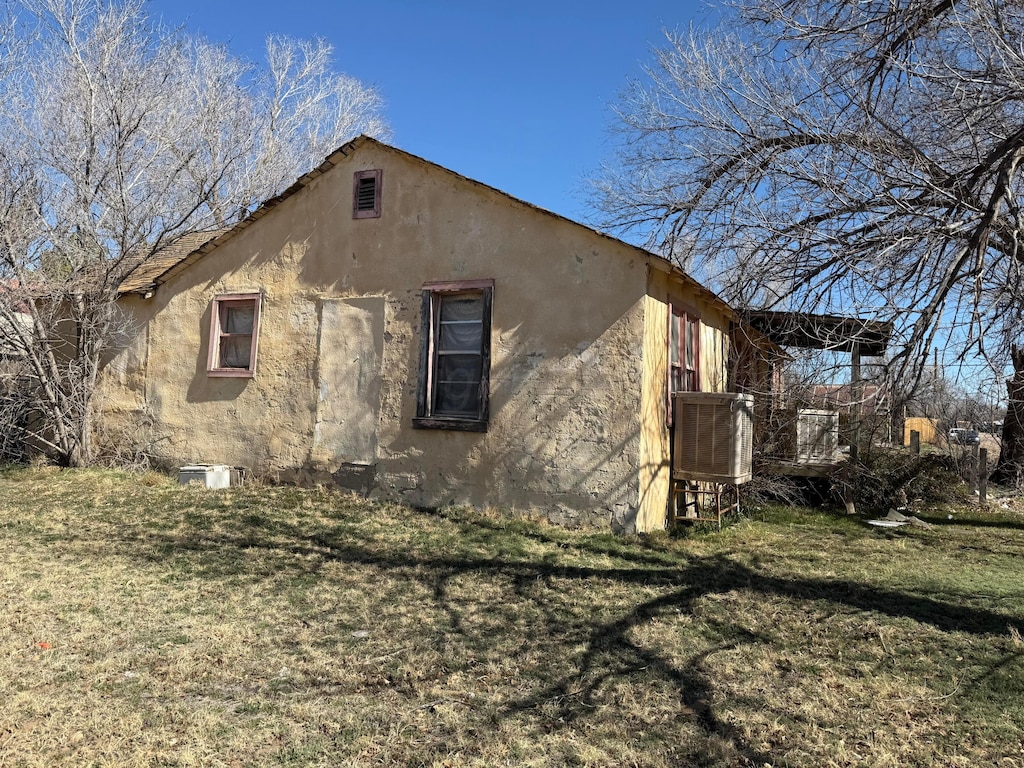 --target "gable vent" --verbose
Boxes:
[353,169,382,218]
[356,177,376,209]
